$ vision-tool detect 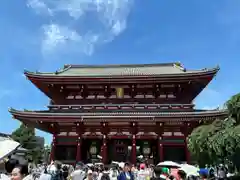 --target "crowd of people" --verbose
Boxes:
[0,158,235,180]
